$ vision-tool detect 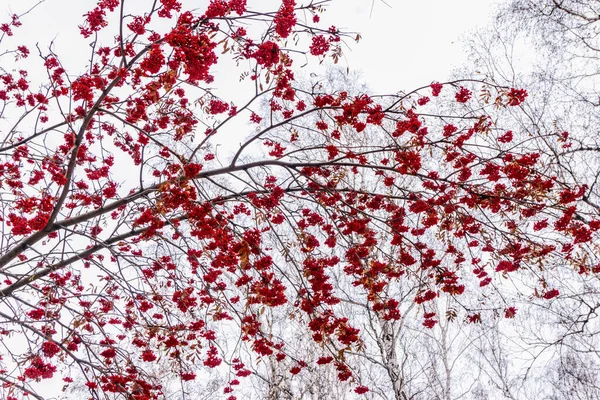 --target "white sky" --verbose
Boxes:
[2,0,498,92]
[324,0,497,92]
